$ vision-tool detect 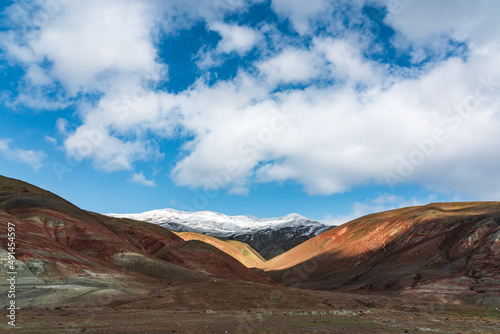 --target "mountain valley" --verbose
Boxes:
[110,209,332,260]
[1,175,499,333]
